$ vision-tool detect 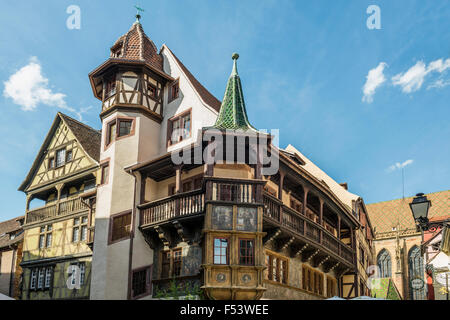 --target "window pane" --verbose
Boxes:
[118,120,132,137]
[101,165,109,184]
[56,149,66,167]
[81,226,87,241]
[73,227,79,242]
[46,233,52,247]
[66,150,73,162]
[132,269,148,298]
[182,114,191,139]
[239,239,254,266]
[214,238,228,265]
[39,234,45,249]
[108,123,116,144]
[111,212,131,241]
